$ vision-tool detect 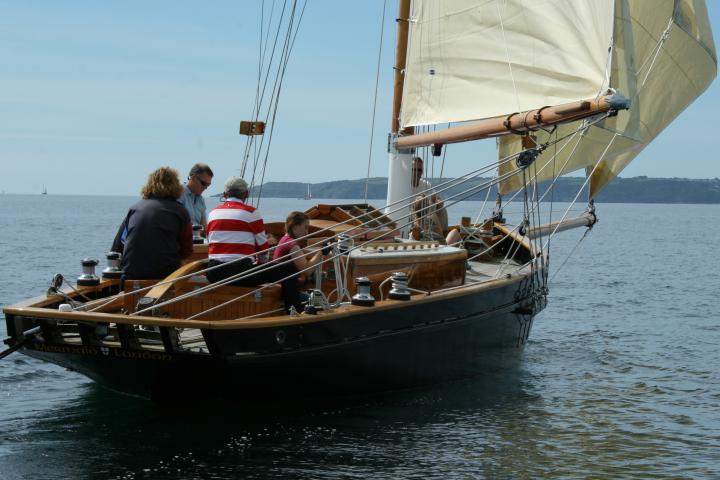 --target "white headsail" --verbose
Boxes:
[498,0,717,197]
